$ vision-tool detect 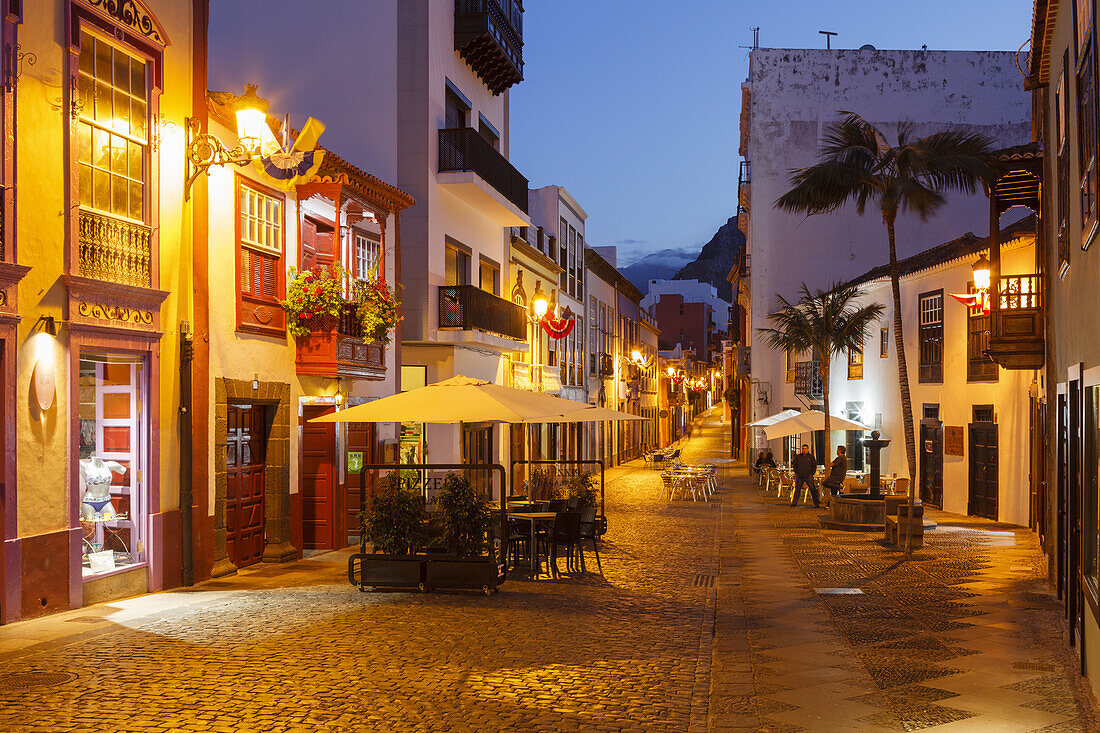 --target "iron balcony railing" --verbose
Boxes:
[438,284,527,341]
[794,360,823,399]
[439,128,528,213]
[78,209,152,288]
